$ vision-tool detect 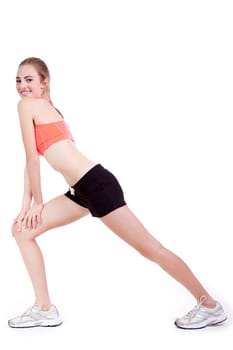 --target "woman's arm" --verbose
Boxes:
[17,98,43,229]
[18,98,43,204]
[21,165,32,210]
[14,165,32,230]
